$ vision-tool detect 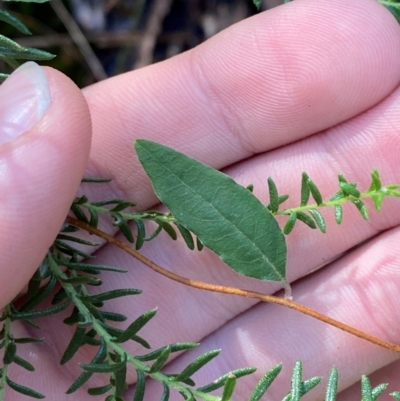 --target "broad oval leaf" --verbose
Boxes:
[135,140,287,284]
